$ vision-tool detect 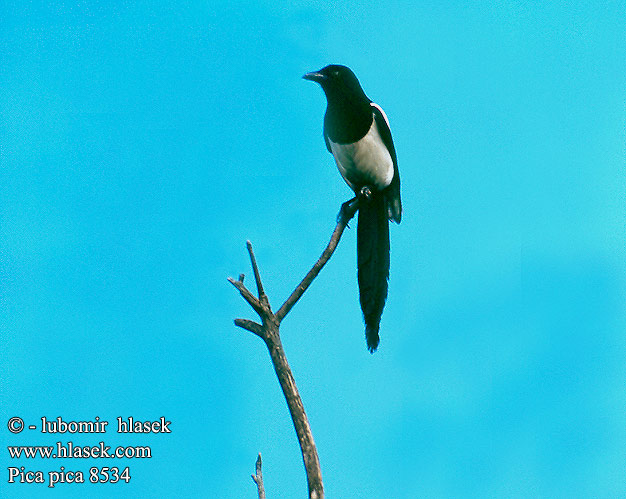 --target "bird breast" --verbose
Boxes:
[329,117,394,191]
